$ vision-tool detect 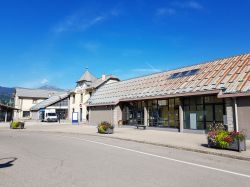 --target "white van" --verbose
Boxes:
[40,109,58,122]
